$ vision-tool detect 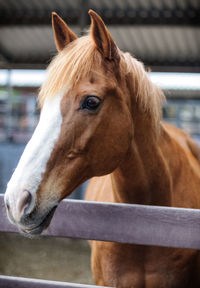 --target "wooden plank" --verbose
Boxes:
[0,275,109,288]
[0,195,200,249]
